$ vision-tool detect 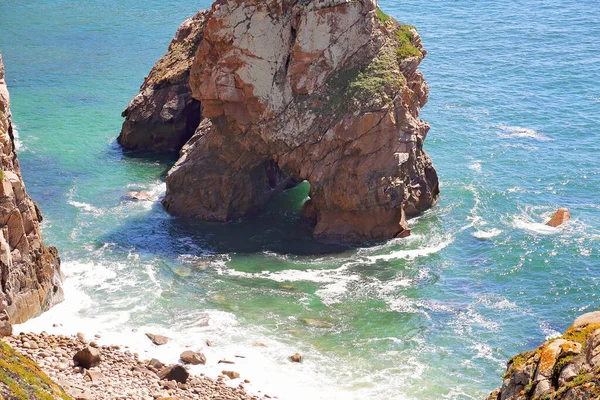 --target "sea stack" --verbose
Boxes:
[120,0,439,243]
[0,54,63,335]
